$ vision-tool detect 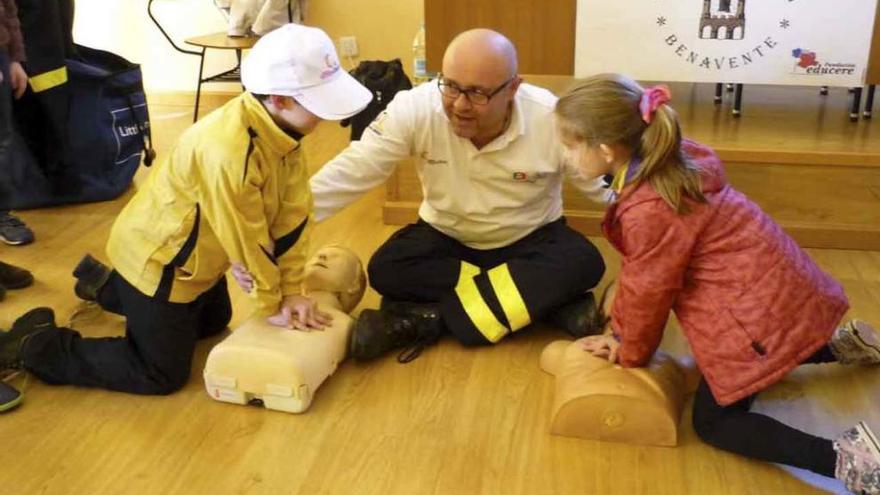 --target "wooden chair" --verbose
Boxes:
[147,0,258,122]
